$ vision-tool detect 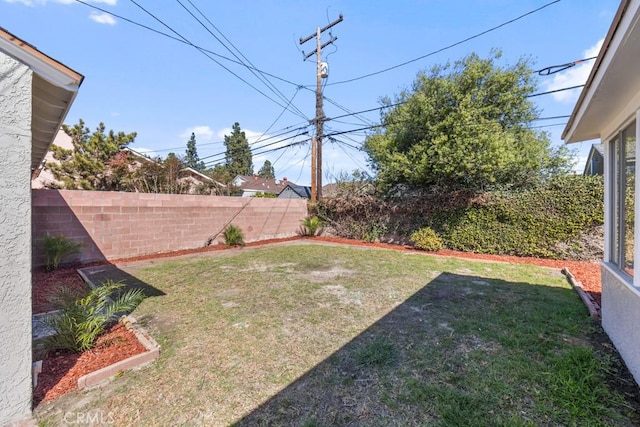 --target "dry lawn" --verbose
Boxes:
[34,242,639,426]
